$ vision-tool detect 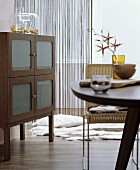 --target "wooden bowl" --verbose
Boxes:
[113,64,136,70]
[113,64,136,79]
